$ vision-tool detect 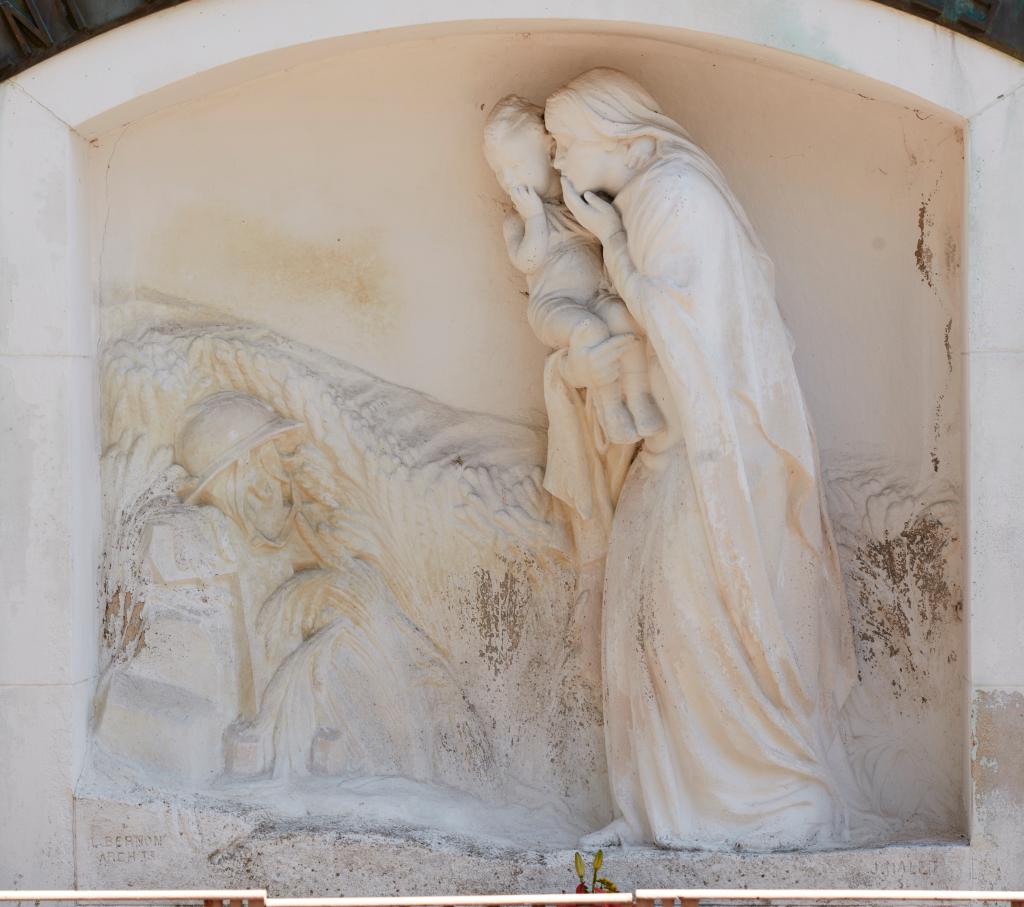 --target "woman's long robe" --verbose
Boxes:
[599,156,857,850]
